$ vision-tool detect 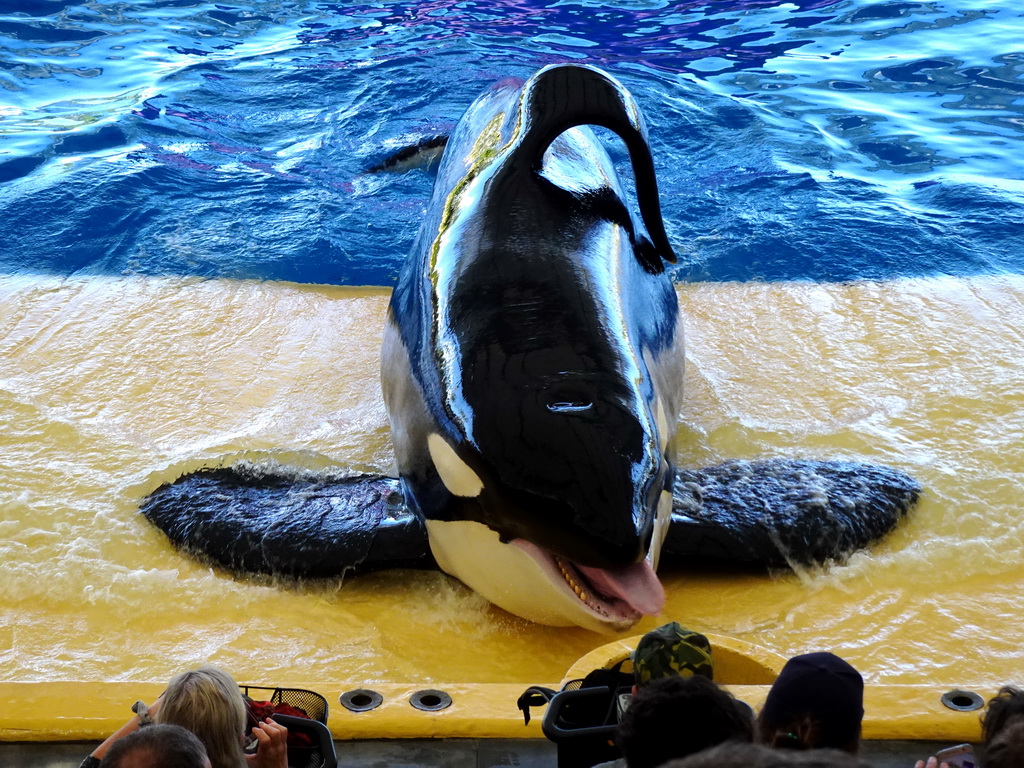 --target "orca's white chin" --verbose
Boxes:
[424,495,671,633]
